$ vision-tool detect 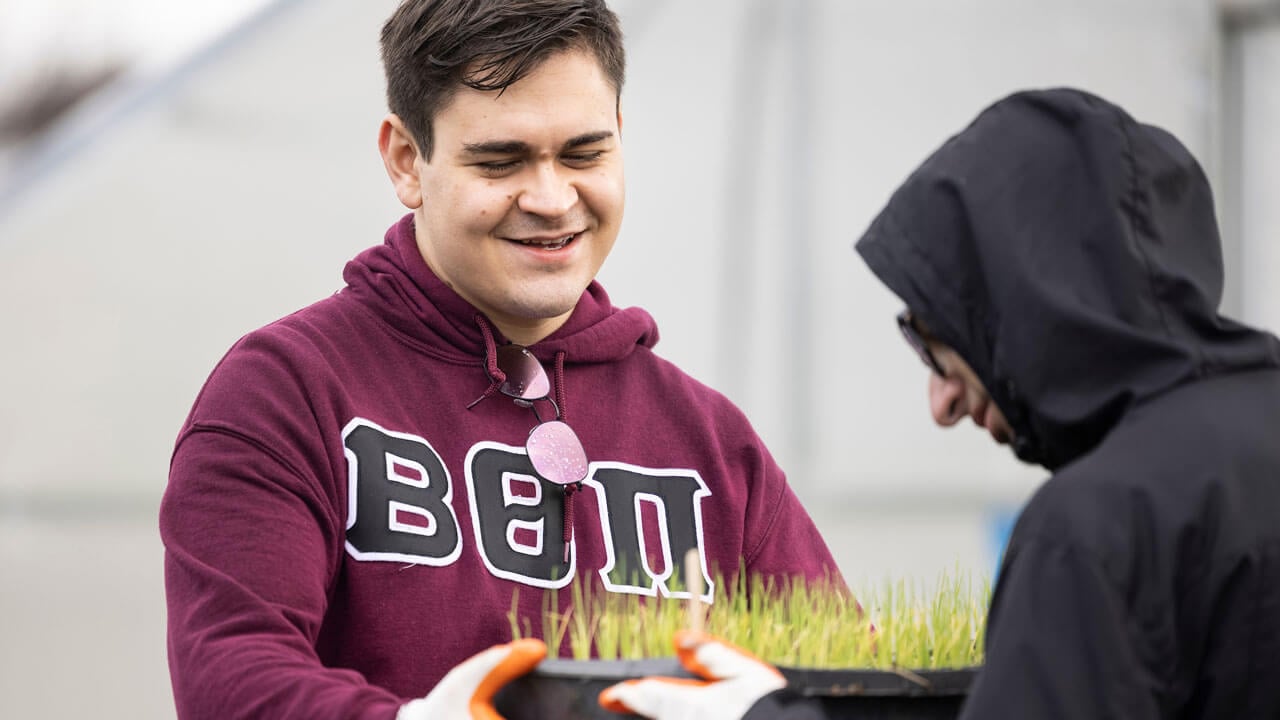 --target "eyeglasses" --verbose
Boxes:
[493,344,589,487]
[492,344,588,563]
[896,311,946,377]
